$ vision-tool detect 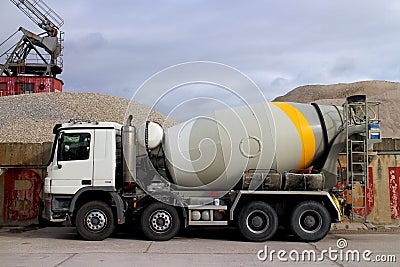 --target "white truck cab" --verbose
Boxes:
[44,121,125,227]
[46,121,122,194]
